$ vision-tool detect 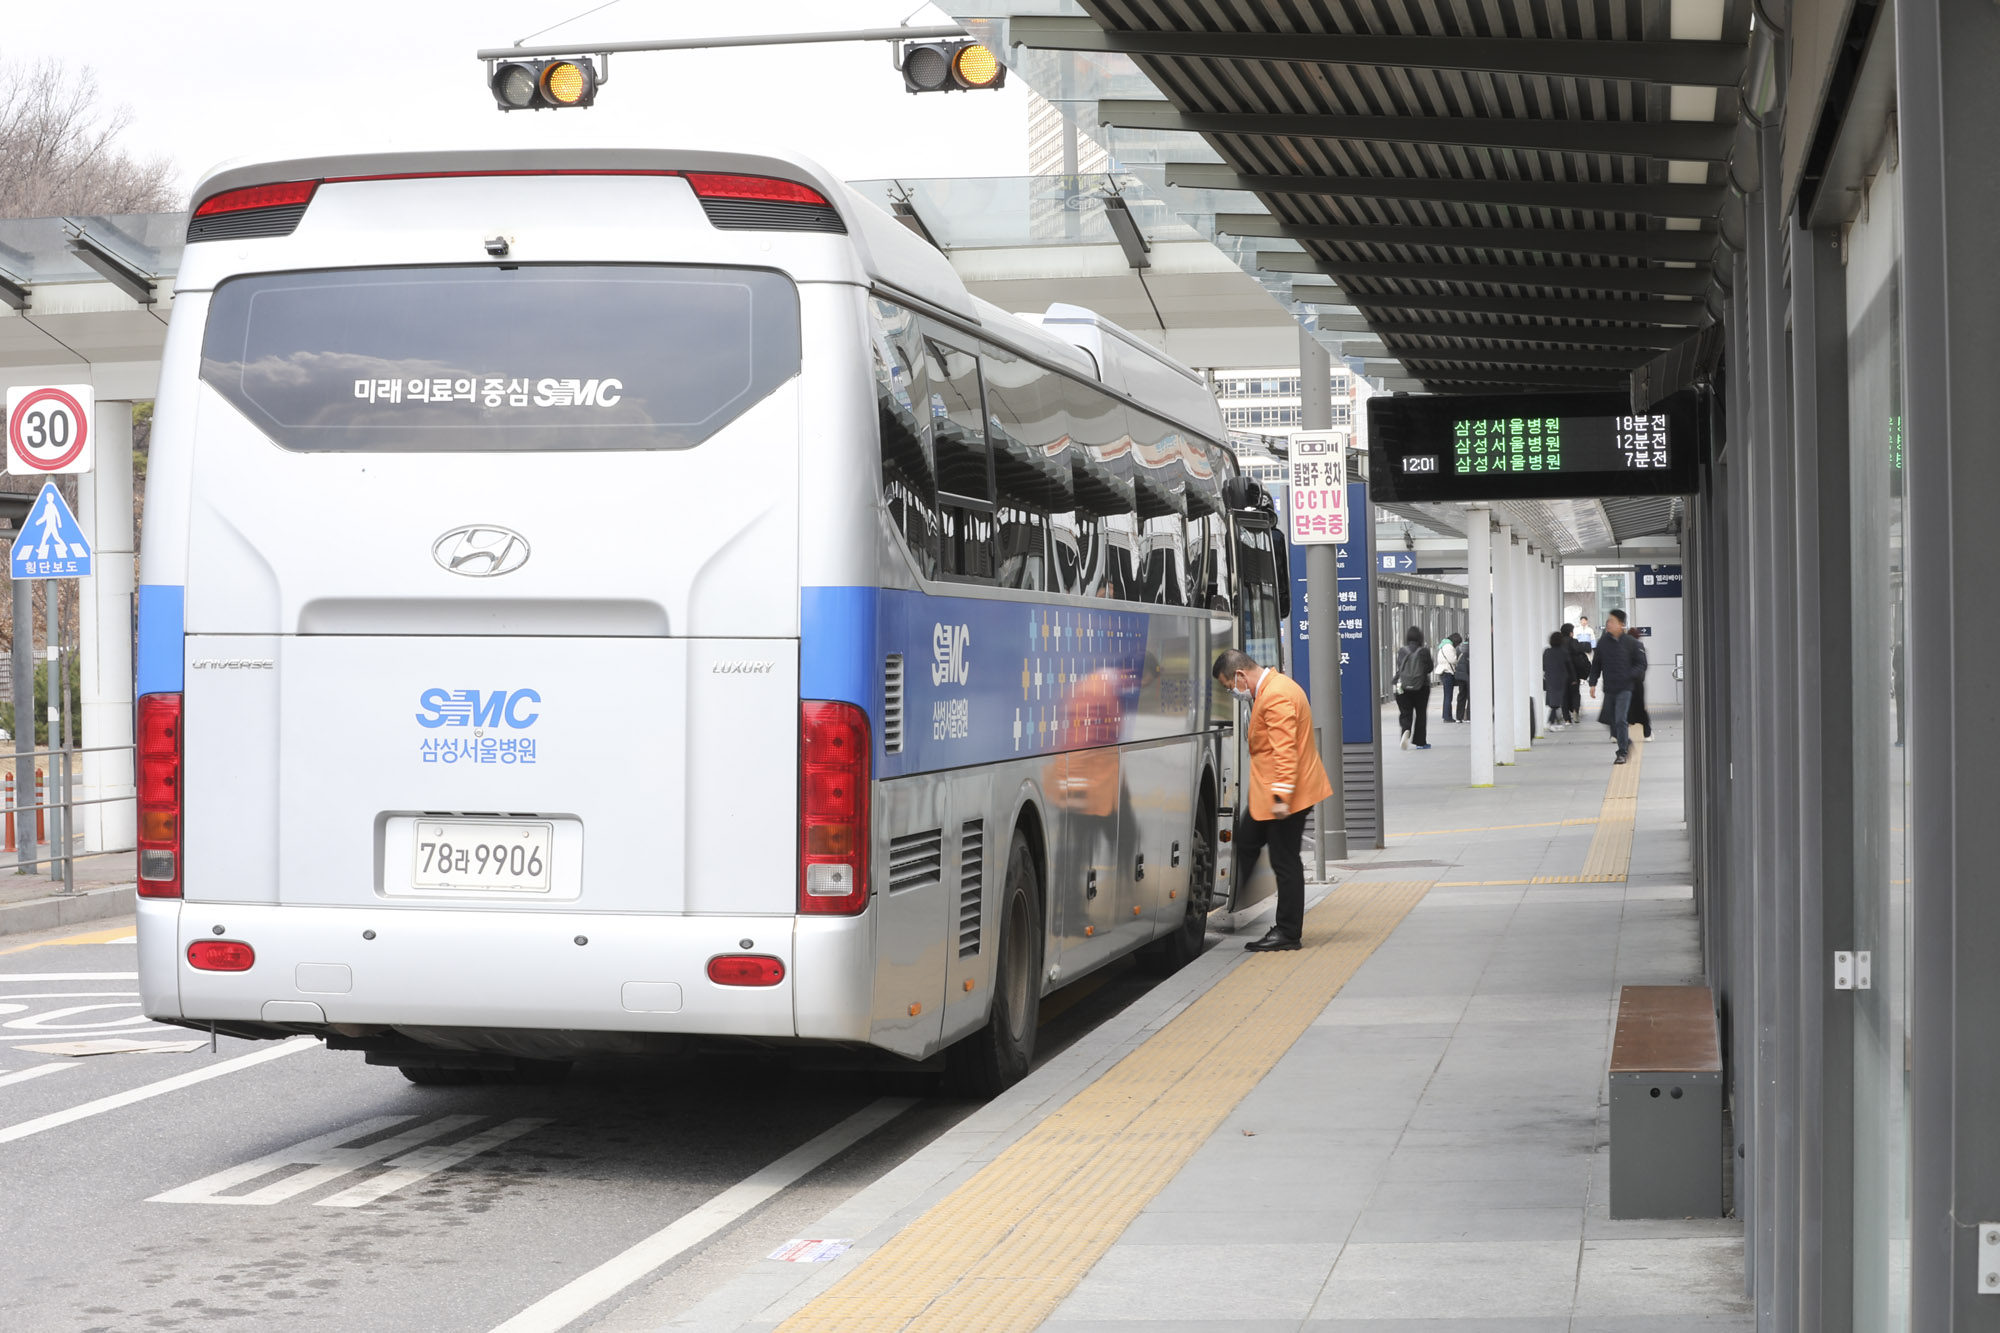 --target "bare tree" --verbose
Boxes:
[0,58,177,218]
